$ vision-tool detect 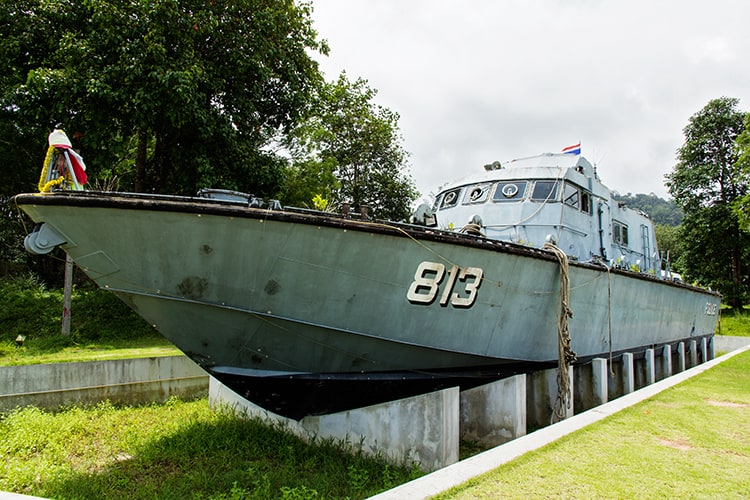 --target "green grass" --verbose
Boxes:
[0,398,421,499]
[718,305,750,336]
[436,349,750,499]
[0,275,179,365]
